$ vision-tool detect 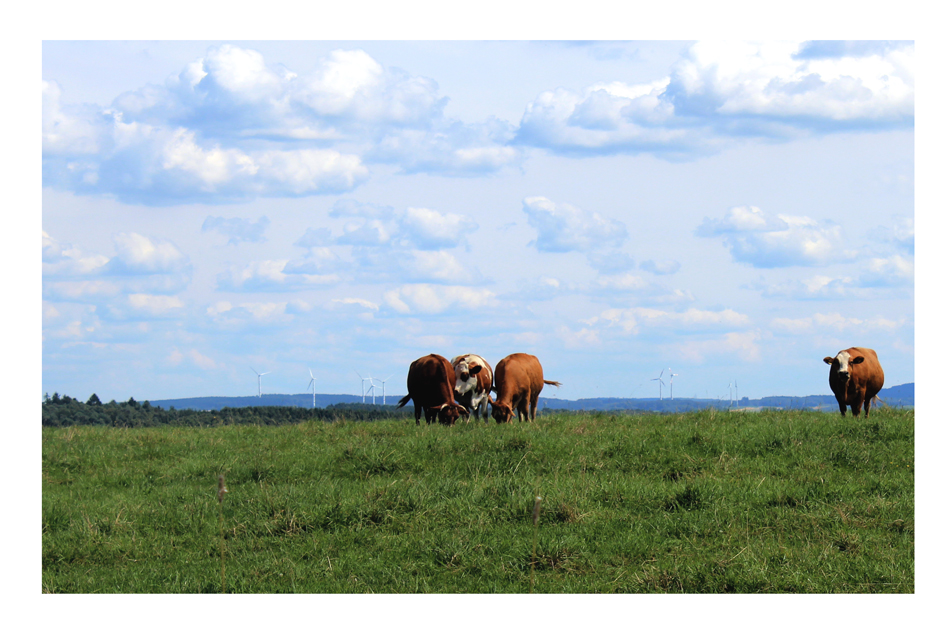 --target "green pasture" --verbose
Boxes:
[42,408,914,593]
